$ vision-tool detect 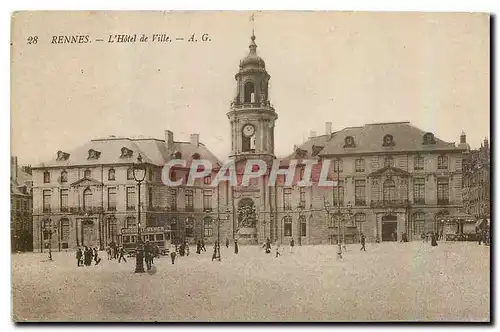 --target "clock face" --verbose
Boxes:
[243,124,255,137]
